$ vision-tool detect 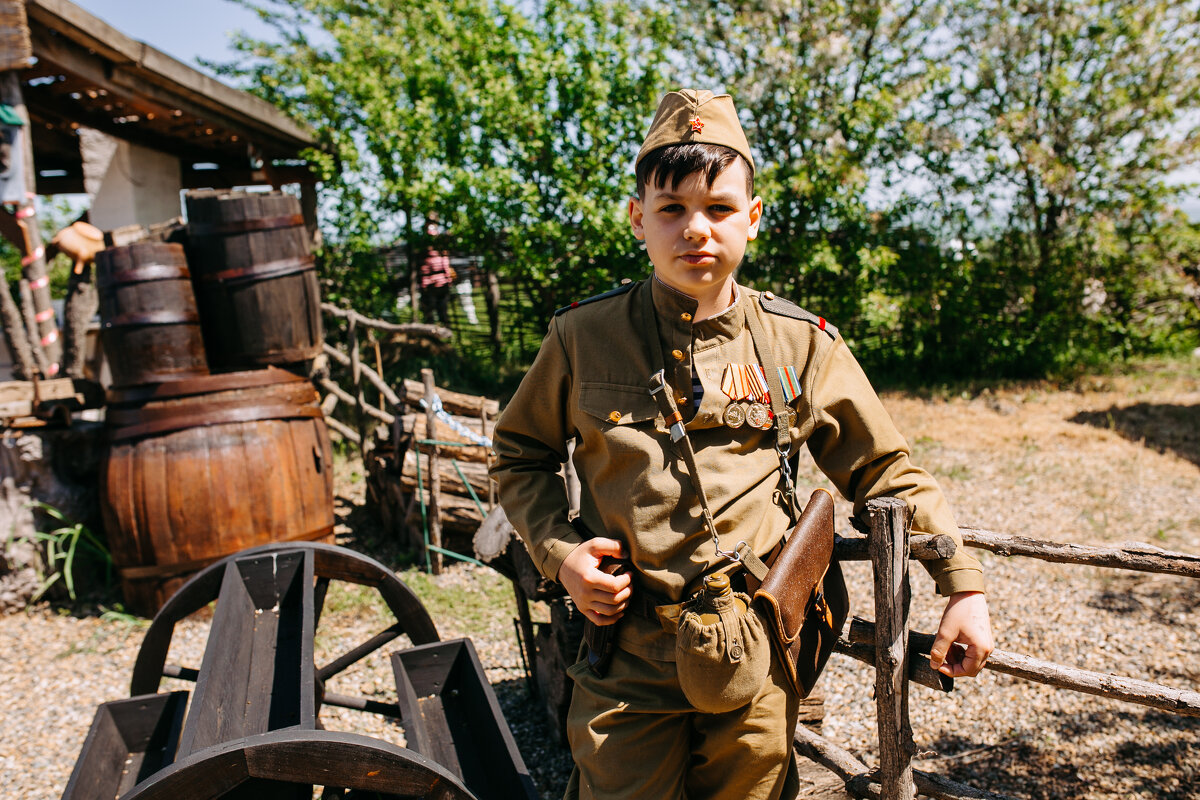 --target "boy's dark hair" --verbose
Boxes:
[636,143,754,199]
